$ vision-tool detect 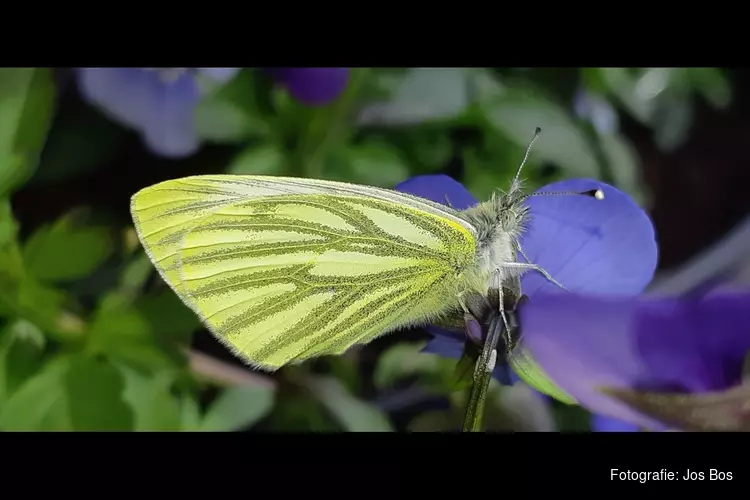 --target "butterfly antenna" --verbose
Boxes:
[512,127,542,186]
[524,188,605,201]
[512,126,605,203]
